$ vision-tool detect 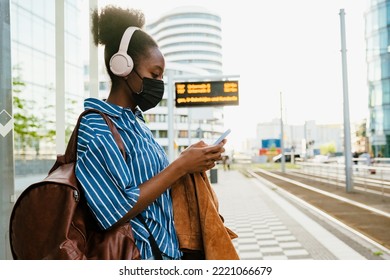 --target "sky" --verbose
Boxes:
[95,0,369,150]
